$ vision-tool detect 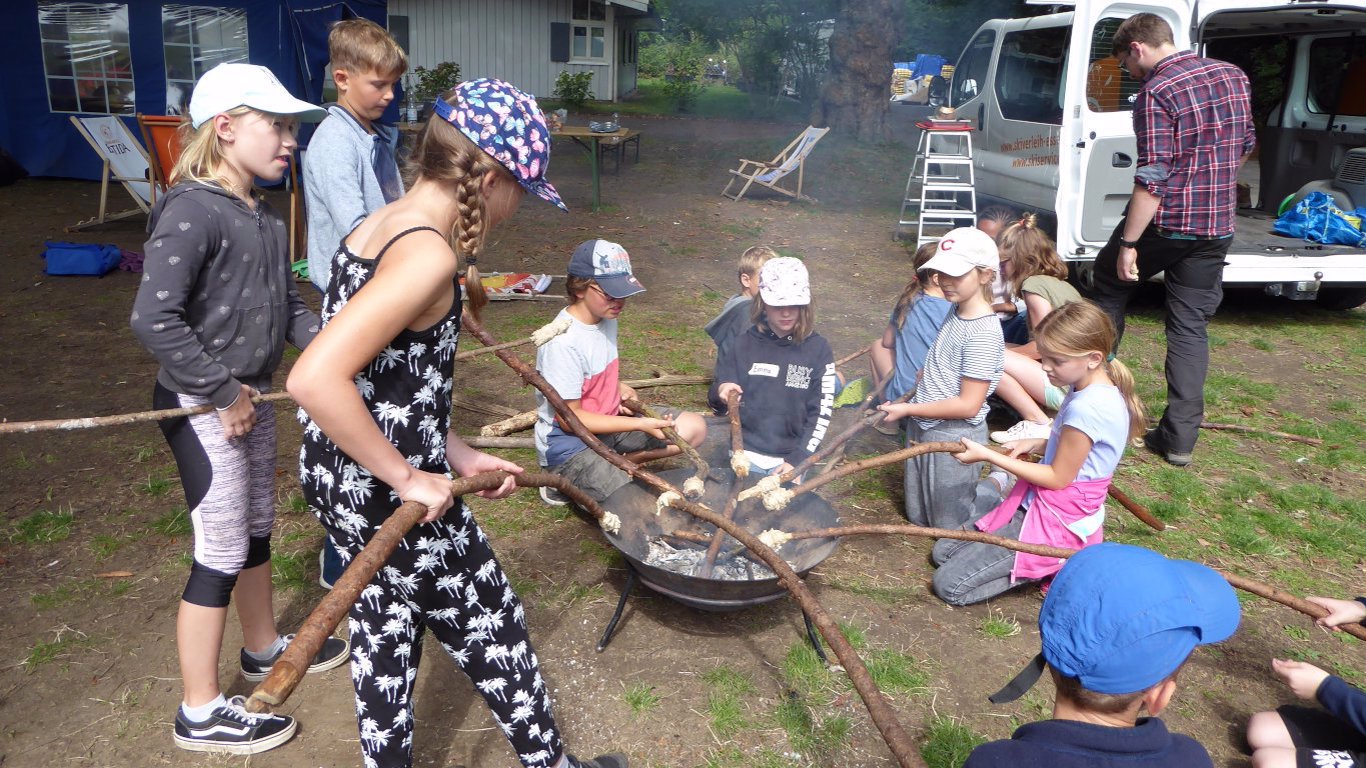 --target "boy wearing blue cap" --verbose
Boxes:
[534,240,706,504]
[1248,594,1366,767]
[967,543,1241,767]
